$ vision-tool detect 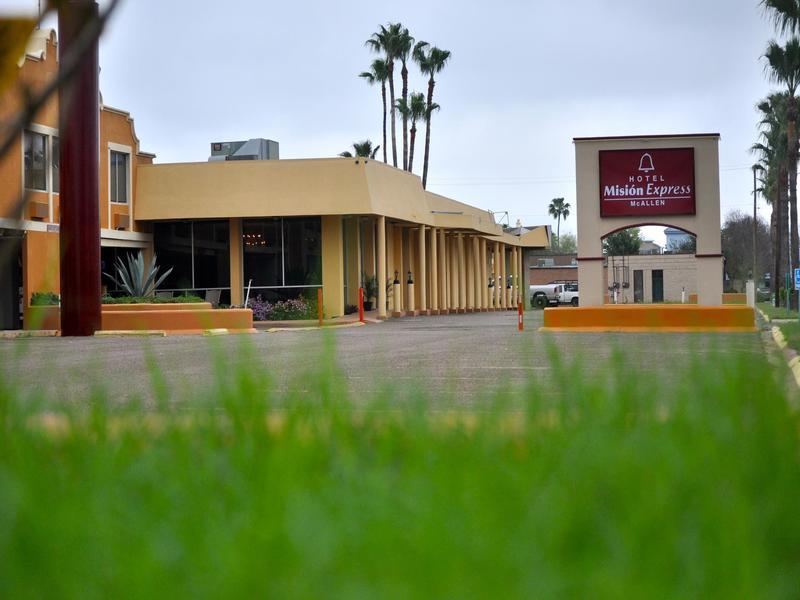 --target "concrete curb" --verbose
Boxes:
[771,325,800,388]
[756,307,771,323]
[265,322,366,333]
[94,330,167,337]
[0,330,59,339]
